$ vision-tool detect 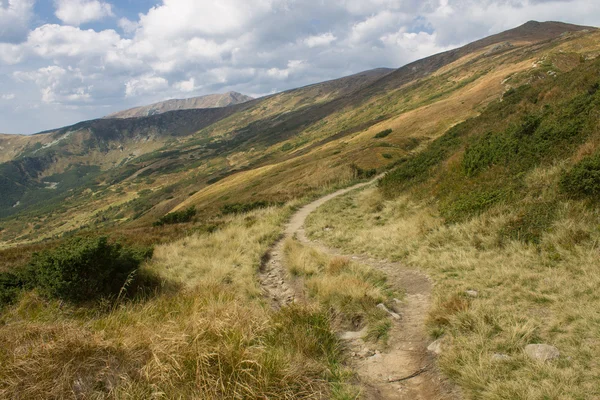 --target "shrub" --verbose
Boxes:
[373,129,393,139]
[26,236,153,303]
[350,164,377,179]
[0,272,24,308]
[379,123,465,196]
[220,201,273,215]
[154,206,197,226]
[560,153,600,198]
